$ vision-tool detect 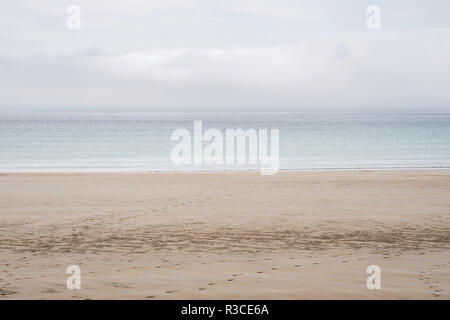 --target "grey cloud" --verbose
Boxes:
[0,1,449,111]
